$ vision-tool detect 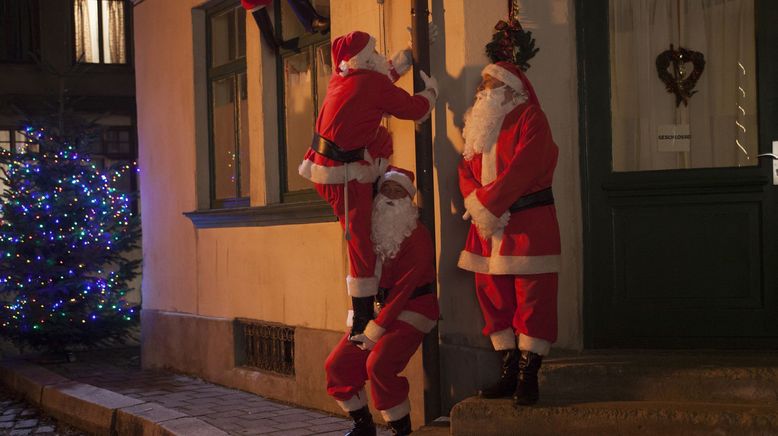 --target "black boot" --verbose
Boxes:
[345,406,376,436]
[513,350,543,406]
[349,296,375,343]
[478,349,519,398]
[388,414,412,435]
